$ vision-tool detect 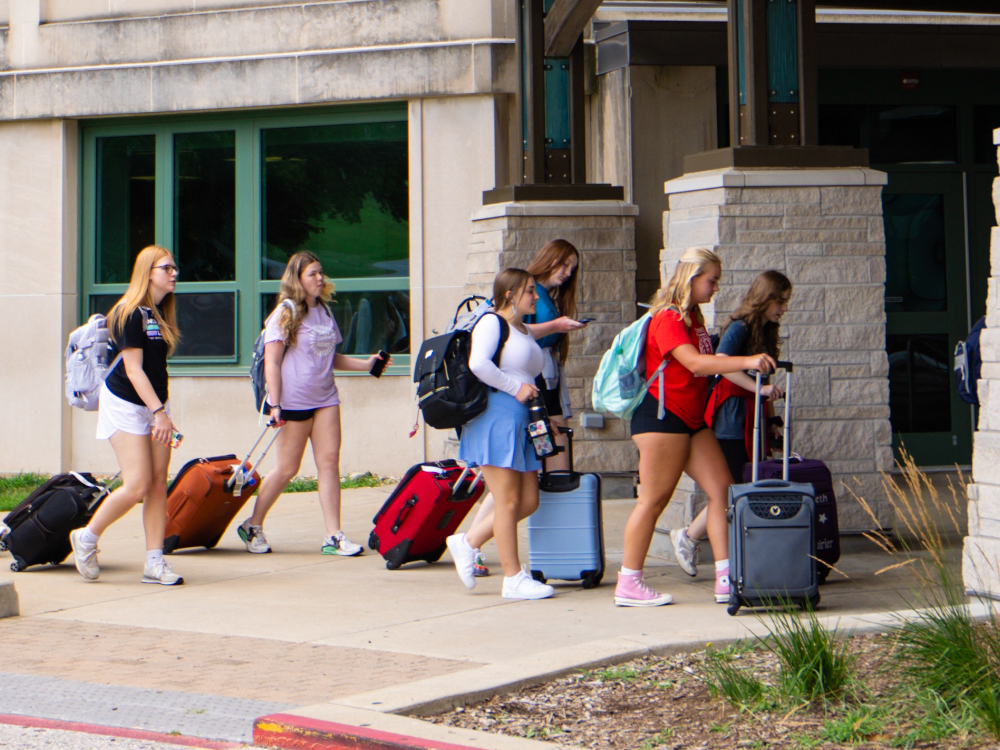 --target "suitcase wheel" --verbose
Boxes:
[581,571,602,589]
[386,560,400,571]
[530,570,547,584]
[368,532,380,552]
[0,538,7,552]
[10,560,23,572]
[727,601,740,616]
